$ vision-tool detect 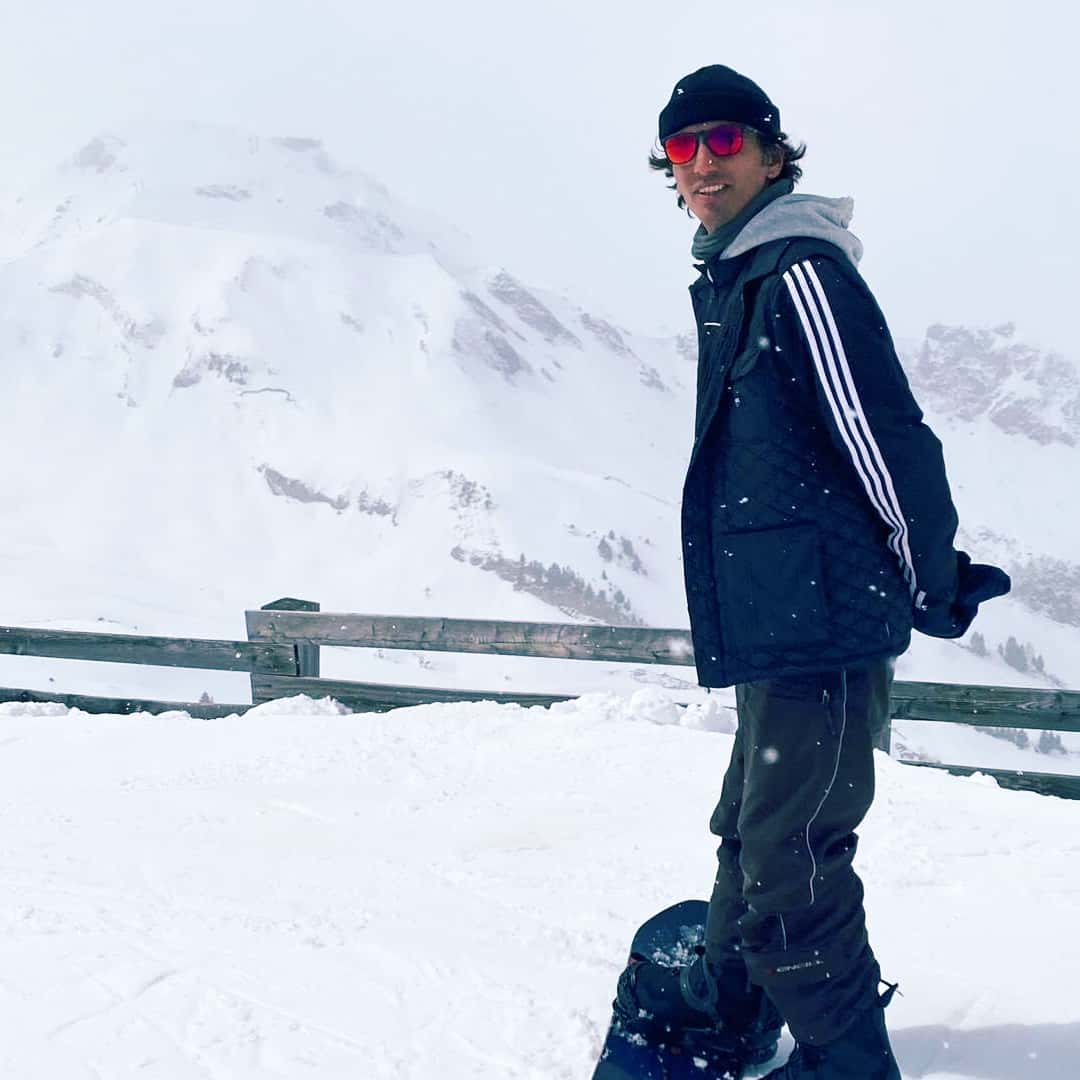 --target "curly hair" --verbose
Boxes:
[648,127,806,211]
